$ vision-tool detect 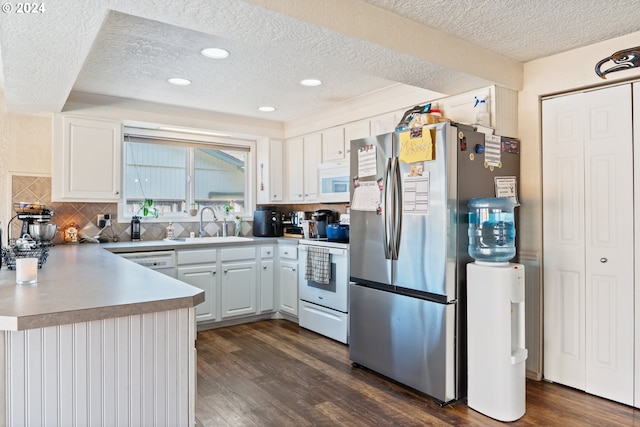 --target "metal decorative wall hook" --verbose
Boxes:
[595,46,640,79]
